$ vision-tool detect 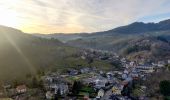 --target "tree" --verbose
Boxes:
[87,57,93,67]
[26,73,32,79]
[165,64,170,71]
[31,77,38,88]
[72,81,82,95]
[121,83,133,97]
[159,80,170,96]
